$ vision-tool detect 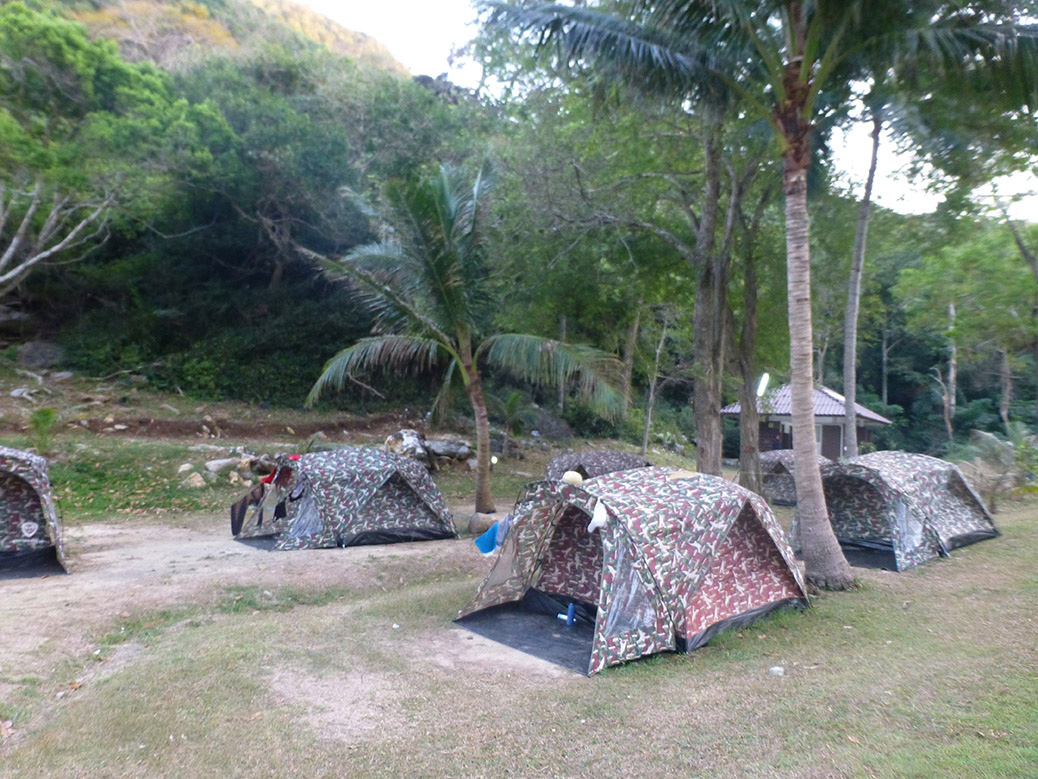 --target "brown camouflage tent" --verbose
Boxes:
[231,447,456,549]
[793,450,998,571]
[751,449,832,506]
[456,466,807,675]
[544,450,652,481]
[0,446,66,572]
